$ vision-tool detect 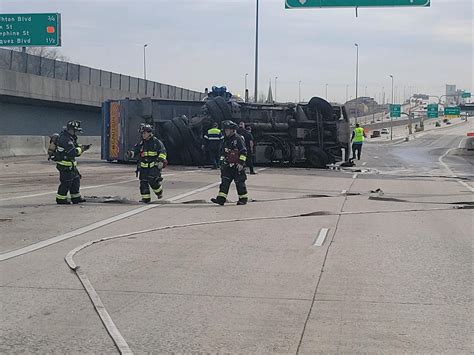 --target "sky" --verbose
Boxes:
[1,0,472,103]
